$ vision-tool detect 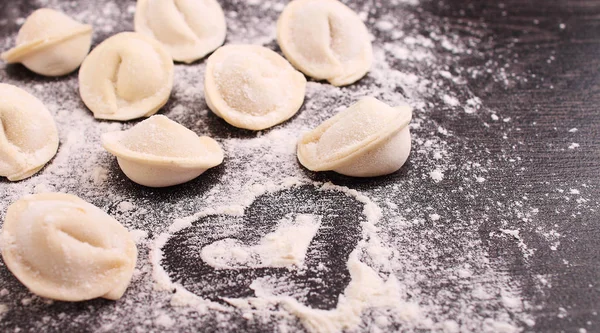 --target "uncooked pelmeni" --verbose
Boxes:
[79,32,174,121]
[0,193,138,301]
[102,115,224,187]
[0,84,59,181]
[277,0,373,86]
[204,44,307,131]
[1,8,92,76]
[134,0,226,63]
[297,97,412,177]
